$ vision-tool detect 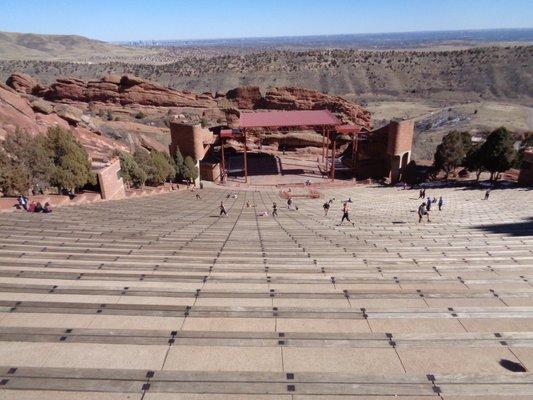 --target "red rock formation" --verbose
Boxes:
[0,84,125,161]
[226,86,262,109]
[223,85,372,130]
[258,87,372,130]
[32,75,217,108]
[5,73,43,94]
